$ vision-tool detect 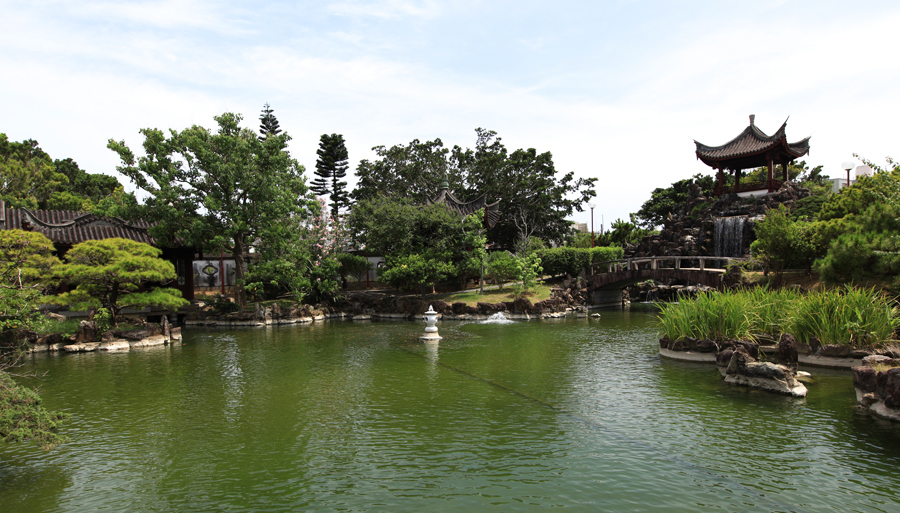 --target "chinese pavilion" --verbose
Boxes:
[426,177,501,230]
[695,115,810,196]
